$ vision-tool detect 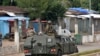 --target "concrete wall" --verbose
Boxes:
[82,35,94,43]
[82,34,100,44]
[95,34,100,41]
